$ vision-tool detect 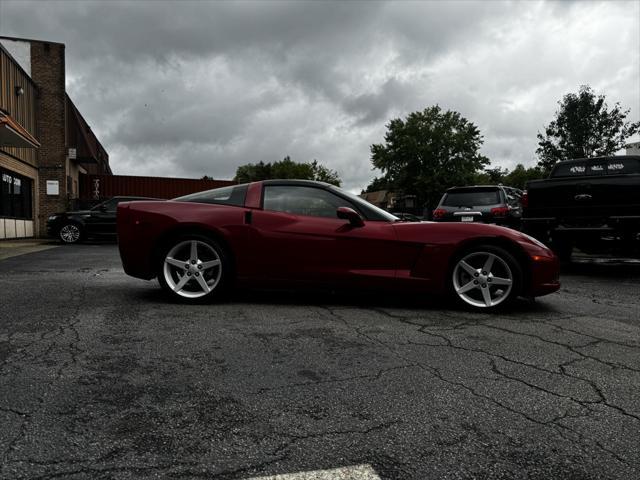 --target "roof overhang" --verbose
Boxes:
[74,156,98,164]
[0,112,40,148]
